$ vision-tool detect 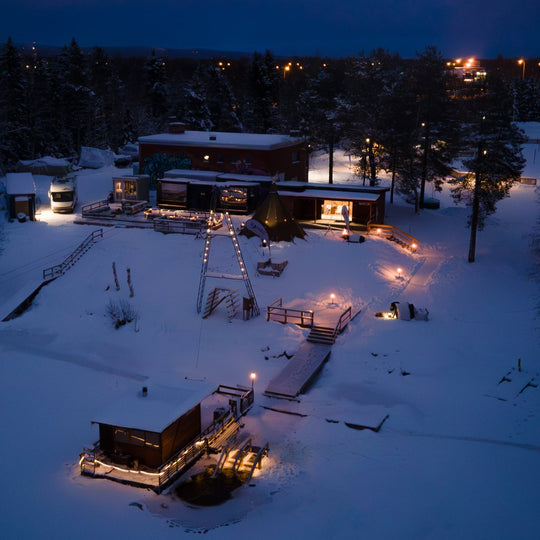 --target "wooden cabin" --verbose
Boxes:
[5,172,36,221]
[91,383,213,469]
[276,183,389,226]
[112,174,150,203]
